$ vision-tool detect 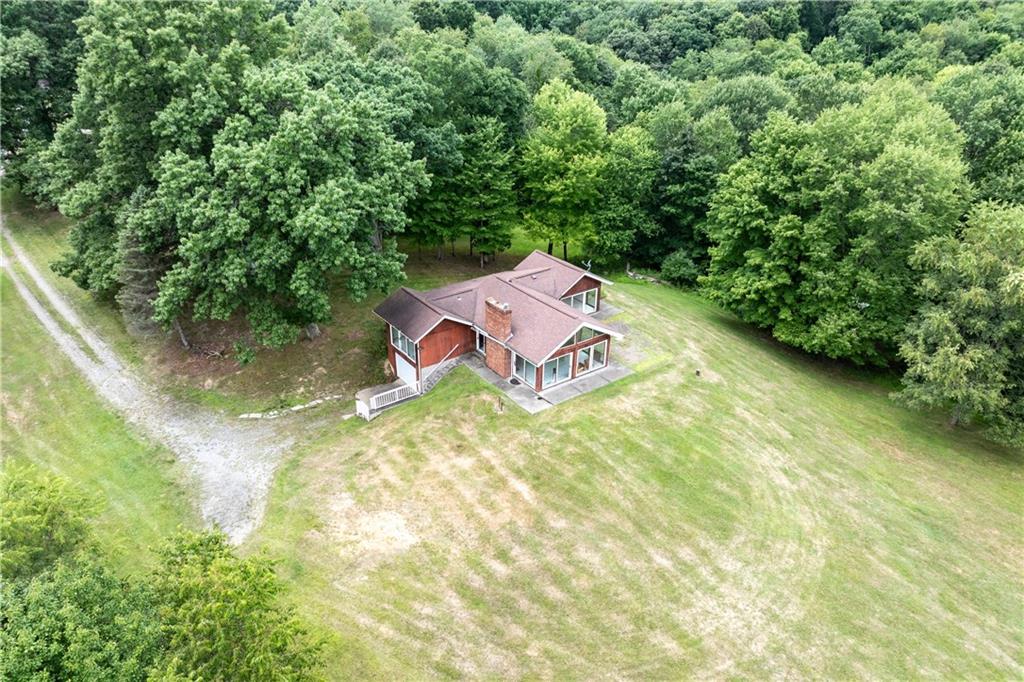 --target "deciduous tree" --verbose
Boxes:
[520,80,608,259]
[703,81,969,365]
[897,202,1024,446]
